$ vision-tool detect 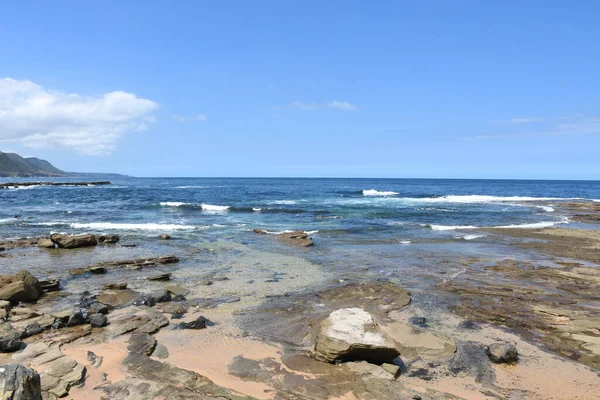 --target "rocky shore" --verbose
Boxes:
[2,203,600,399]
